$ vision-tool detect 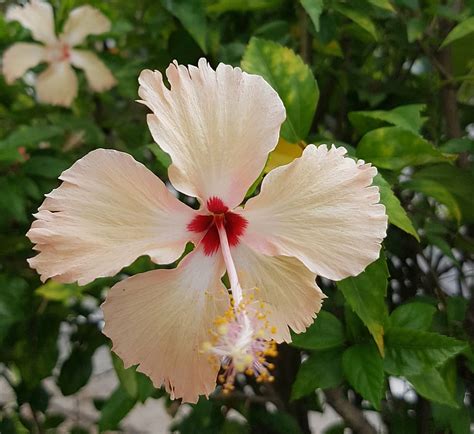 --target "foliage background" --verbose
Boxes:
[1,0,474,432]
